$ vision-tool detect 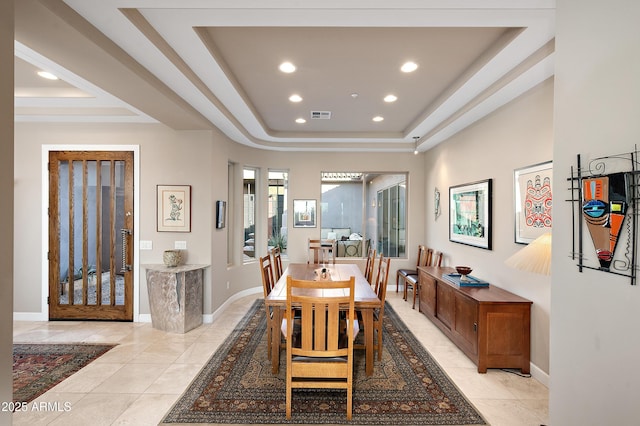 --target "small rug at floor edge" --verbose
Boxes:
[161,300,486,425]
[13,343,117,403]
